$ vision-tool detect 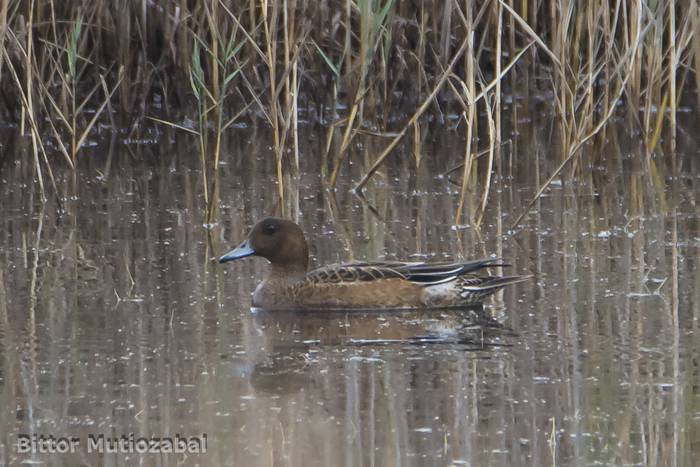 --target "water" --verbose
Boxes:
[0,117,698,466]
